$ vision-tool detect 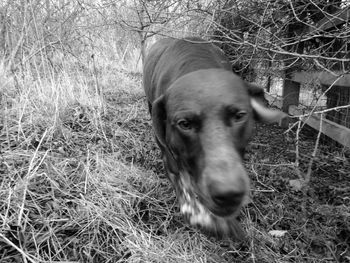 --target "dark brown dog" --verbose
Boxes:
[143,37,285,238]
